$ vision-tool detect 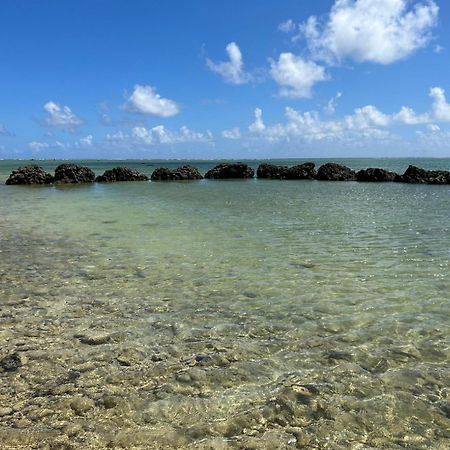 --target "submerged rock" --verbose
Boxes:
[256,163,289,179]
[0,352,22,372]
[96,167,149,182]
[316,163,356,181]
[204,163,254,179]
[151,166,203,181]
[401,165,450,184]
[5,166,54,185]
[54,164,95,183]
[356,168,398,182]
